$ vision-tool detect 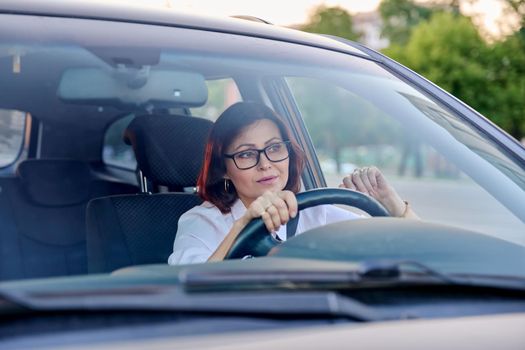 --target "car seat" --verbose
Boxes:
[0,159,136,281]
[86,114,212,273]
